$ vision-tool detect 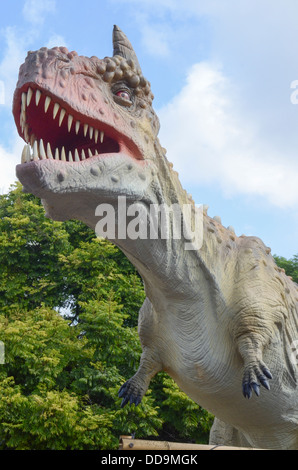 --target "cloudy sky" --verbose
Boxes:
[1,0,298,258]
